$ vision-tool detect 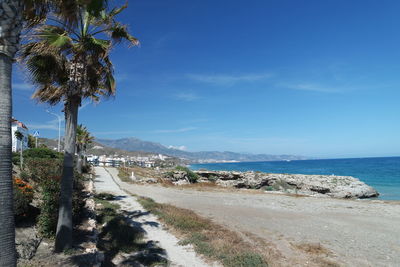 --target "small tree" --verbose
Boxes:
[28,134,36,148]
[14,131,24,169]
[76,124,94,173]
